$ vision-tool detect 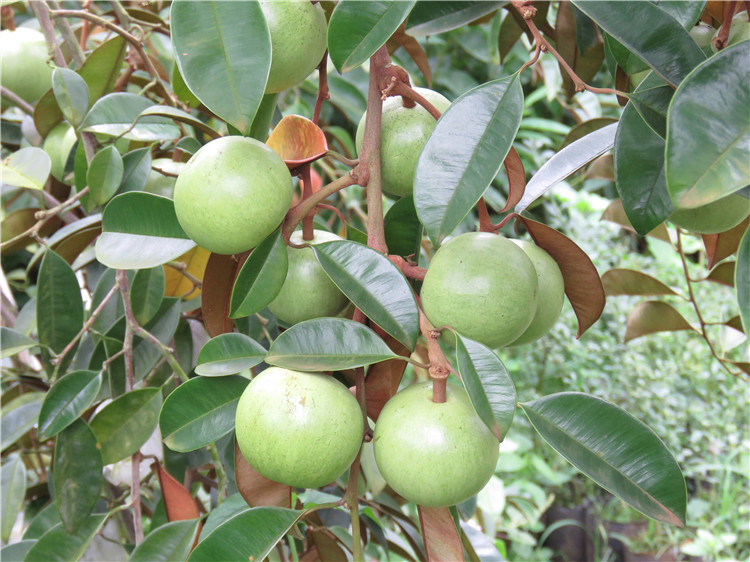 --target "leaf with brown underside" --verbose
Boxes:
[364,334,410,422]
[266,115,328,169]
[500,147,525,213]
[234,440,291,509]
[151,462,201,522]
[704,261,735,287]
[201,253,246,337]
[703,217,749,269]
[387,24,432,88]
[602,268,679,297]
[418,506,462,562]
[600,199,671,243]
[624,301,697,343]
[725,315,744,333]
[515,216,605,338]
